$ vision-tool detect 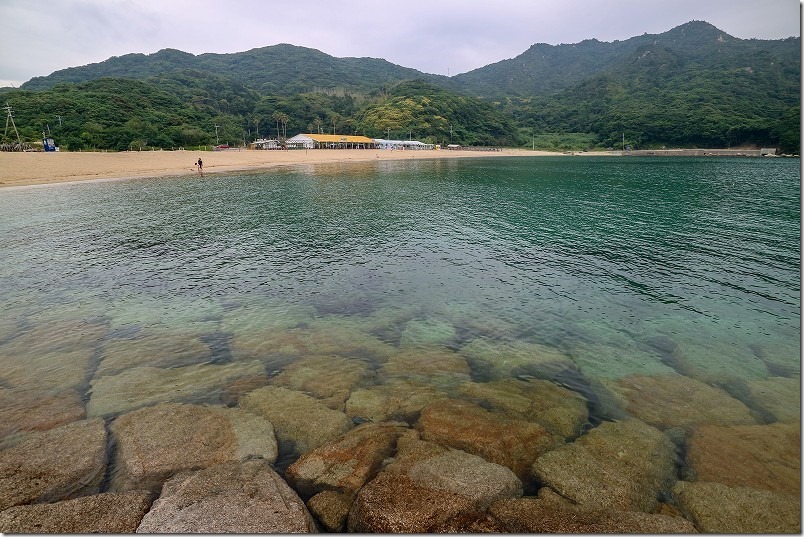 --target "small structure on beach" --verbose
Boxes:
[285,134,375,149]
[250,138,280,150]
[373,139,435,150]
